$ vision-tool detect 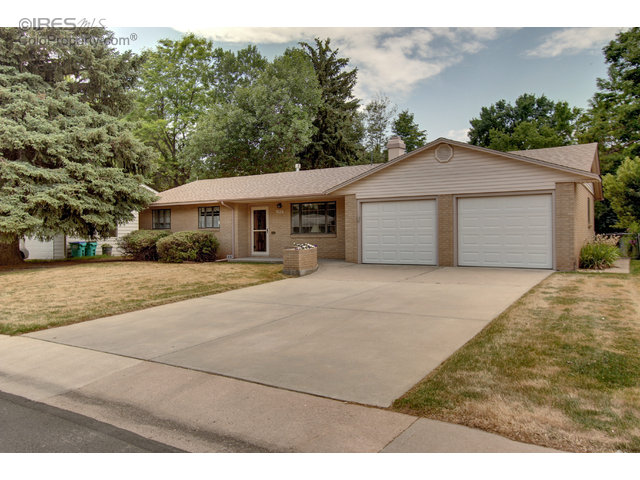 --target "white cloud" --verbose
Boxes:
[526,27,626,58]
[177,27,503,100]
[445,128,470,142]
